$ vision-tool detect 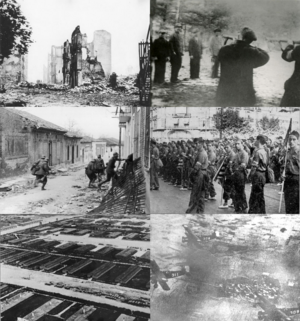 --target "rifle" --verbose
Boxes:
[213,156,226,181]
[223,35,234,45]
[268,38,300,50]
